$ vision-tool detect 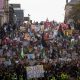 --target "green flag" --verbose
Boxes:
[41,48,46,58]
[20,47,24,59]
